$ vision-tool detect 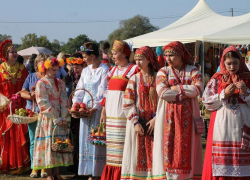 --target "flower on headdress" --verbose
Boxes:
[58,58,65,67]
[77,58,83,64]
[44,59,52,69]
[66,58,71,64]
[38,64,45,73]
